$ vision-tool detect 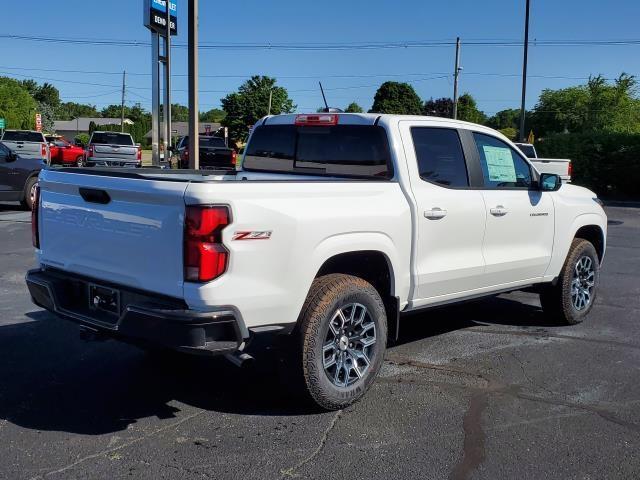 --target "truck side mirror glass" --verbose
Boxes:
[540,173,561,191]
